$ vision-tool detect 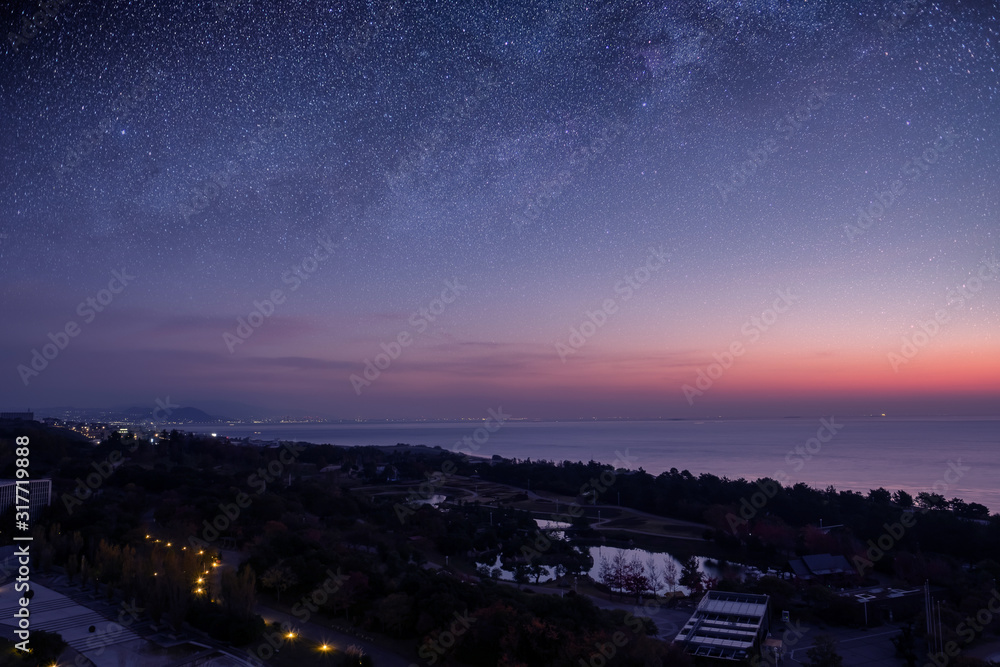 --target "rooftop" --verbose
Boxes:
[675,591,770,660]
